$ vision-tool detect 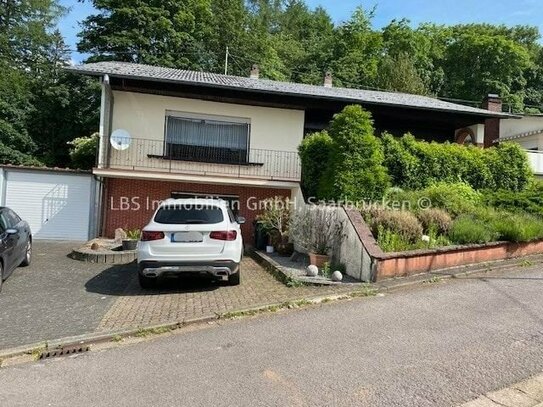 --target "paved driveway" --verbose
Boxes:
[0,242,131,349]
[0,242,354,350]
